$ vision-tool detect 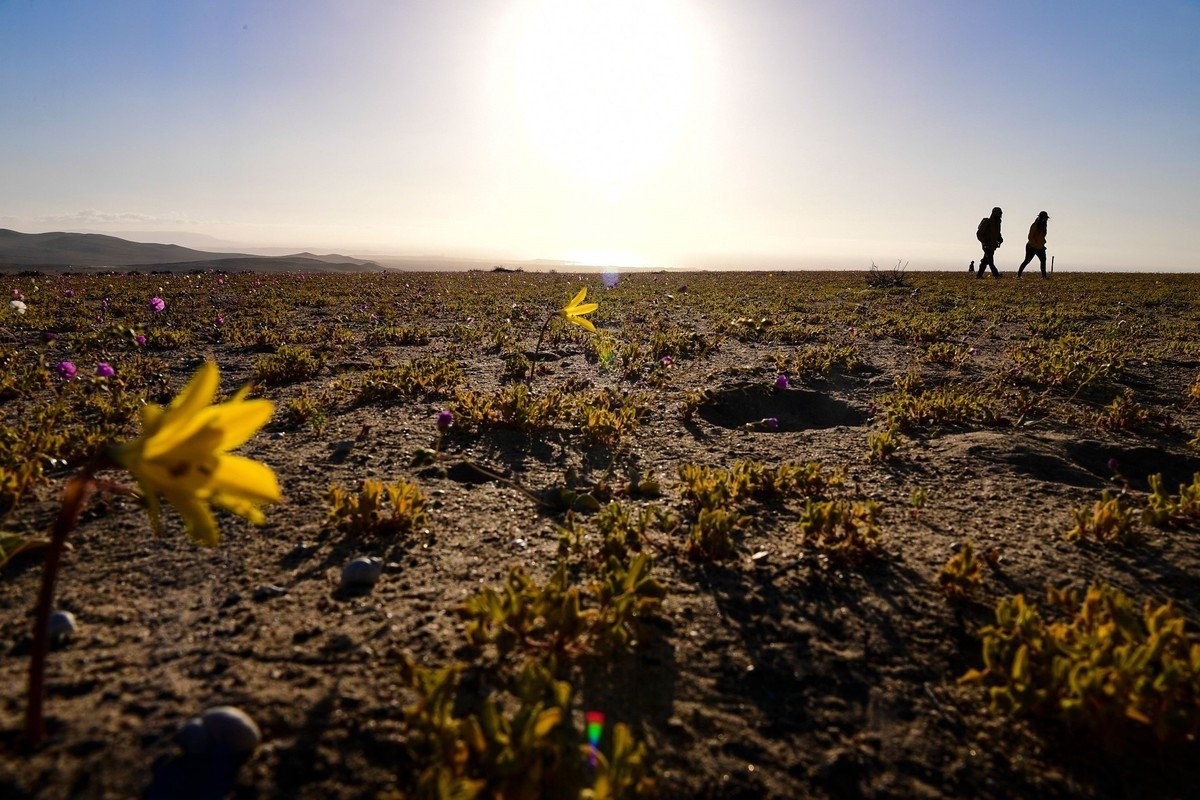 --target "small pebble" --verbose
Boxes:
[340,557,383,590]
[47,610,77,642]
[252,584,288,602]
[178,706,261,757]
